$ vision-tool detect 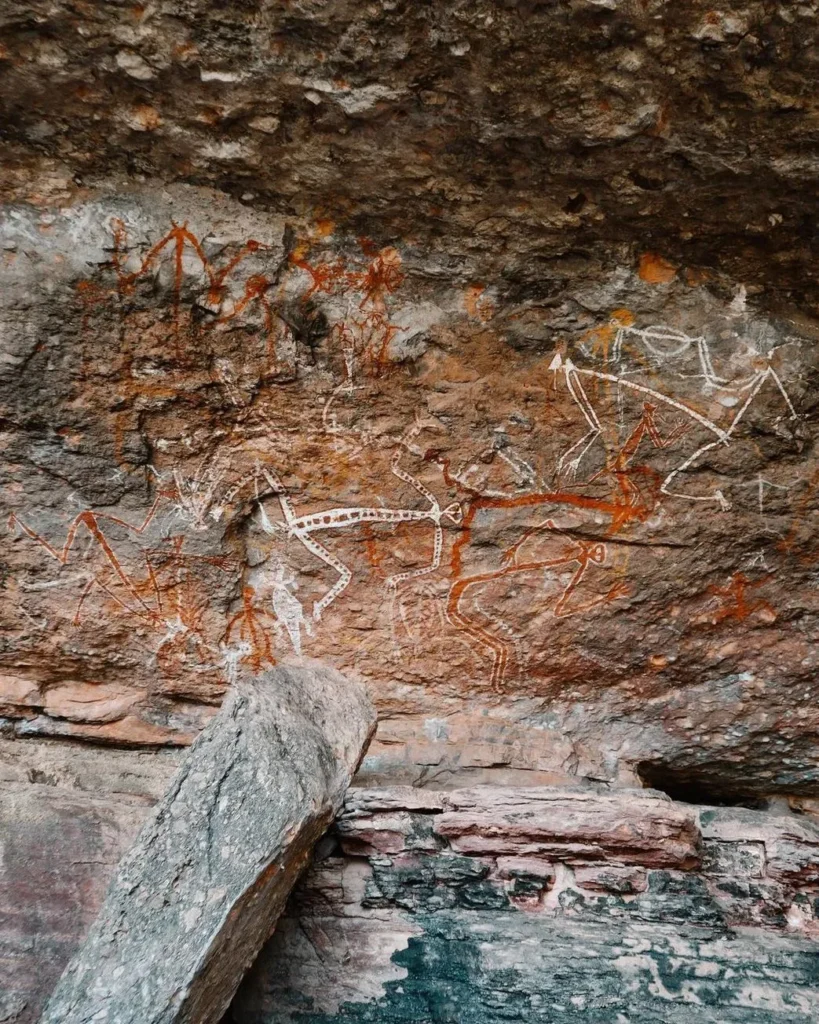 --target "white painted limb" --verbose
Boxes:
[614,325,734,390]
[261,467,298,525]
[660,368,798,512]
[556,428,603,479]
[660,437,731,510]
[573,365,727,439]
[390,420,441,510]
[391,452,439,511]
[556,364,604,475]
[386,521,443,589]
[496,447,540,490]
[696,337,730,387]
[296,531,354,622]
[749,473,790,512]
[765,366,798,419]
[322,378,360,436]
